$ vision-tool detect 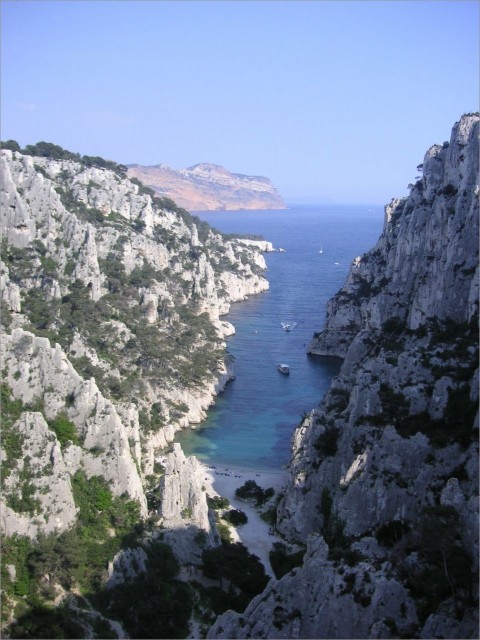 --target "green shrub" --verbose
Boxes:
[1,139,21,152]
[8,603,86,639]
[6,482,40,516]
[378,384,408,417]
[235,480,274,506]
[224,509,248,527]
[47,413,79,448]
[92,541,192,639]
[404,505,474,623]
[215,520,233,544]
[320,487,333,522]
[260,506,277,525]
[1,384,27,479]
[442,183,458,197]
[207,495,230,510]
